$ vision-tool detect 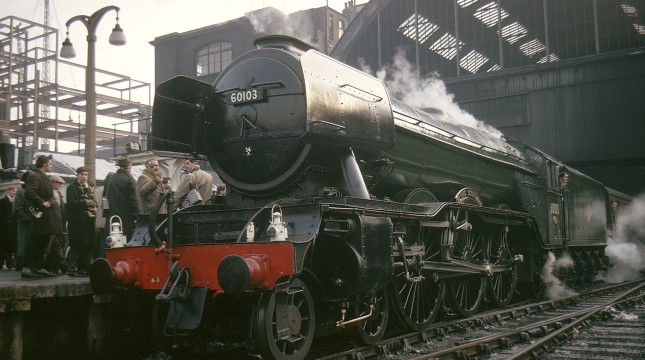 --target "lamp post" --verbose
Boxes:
[60,6,126,183]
